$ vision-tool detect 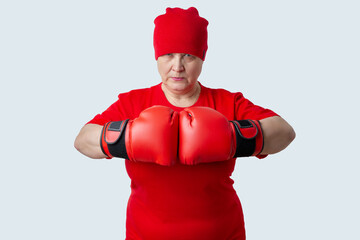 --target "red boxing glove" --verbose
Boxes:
[179,107,236,165]
[100,106,179,166]
[179,107,264,165]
